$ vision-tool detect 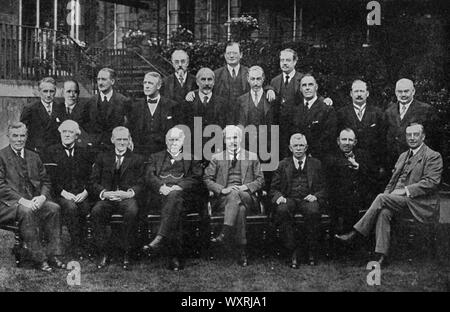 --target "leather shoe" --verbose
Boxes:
[335,230,359,244]
[122,252,131,270]
[238,250,248,267]
[143,235,163,252]
[375,254,389,268]
[210,233,226,245]
[48,256,67,270]
[290,250,299,269]
[168,257,183,271]
[308,255,317,266]
[37,261,53,273]
[97,254,109,269]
